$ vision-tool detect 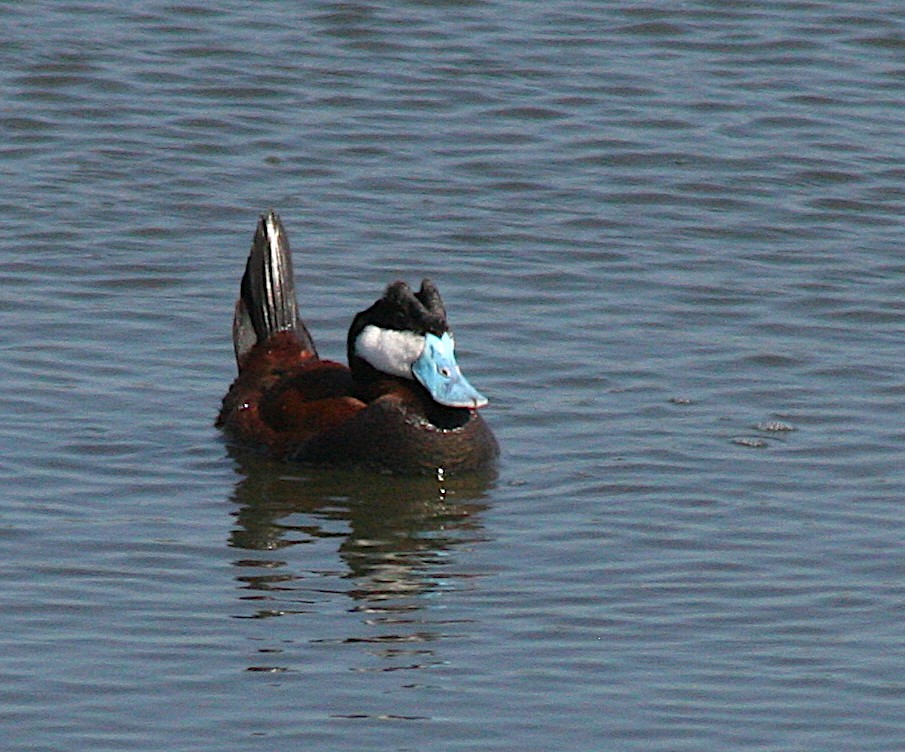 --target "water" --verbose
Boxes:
[2,1,905,749]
